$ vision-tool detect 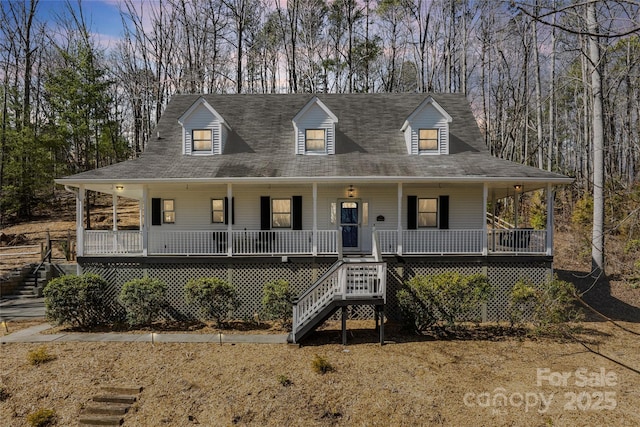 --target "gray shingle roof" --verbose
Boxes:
[58,93,572,183]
